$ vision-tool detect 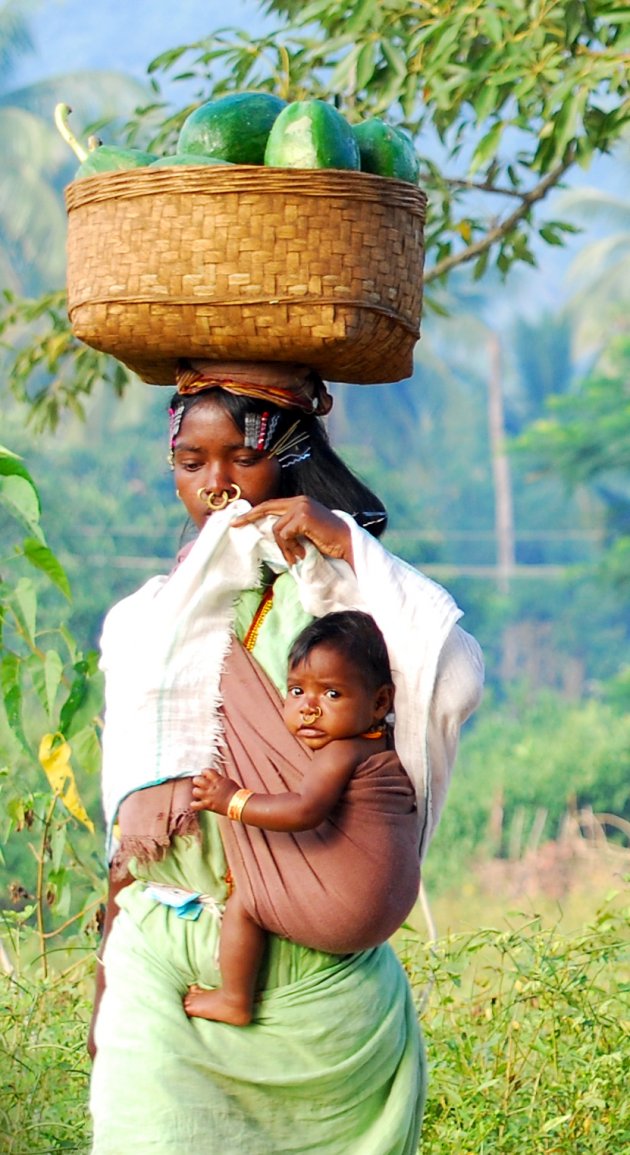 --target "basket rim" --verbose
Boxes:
[65,164,427,217]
